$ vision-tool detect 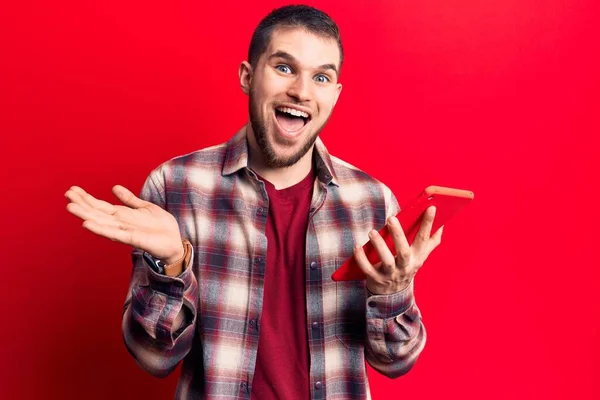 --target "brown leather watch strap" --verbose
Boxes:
[163,239,193,277]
